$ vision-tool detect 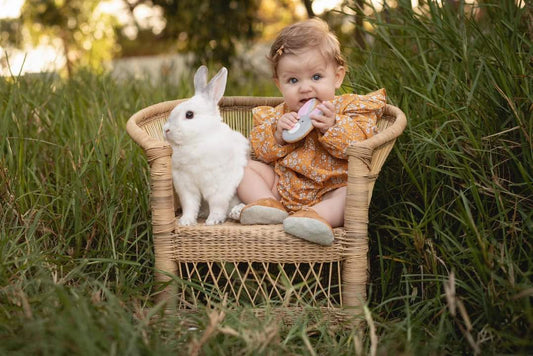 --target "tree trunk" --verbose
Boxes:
[60,31,72,77]
[354,0,365,49]
[302,0,315,18]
